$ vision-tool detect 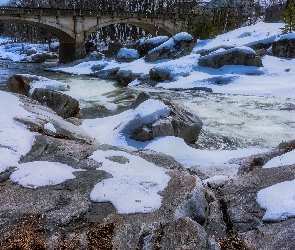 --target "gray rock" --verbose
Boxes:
[144,32,196,62]
[272,37,295,58]
[175,176,207,224]
[90,63,107,71]
[7,74,38,96]
[199,47,263,69]
[31,88,80,119]
[115,70,141,86]
[149,67,172,82]
[130,92,151,109]
[241,218,295,250]
[31,53,58,62]
[158,217,208,249]
[131,98,203,144]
